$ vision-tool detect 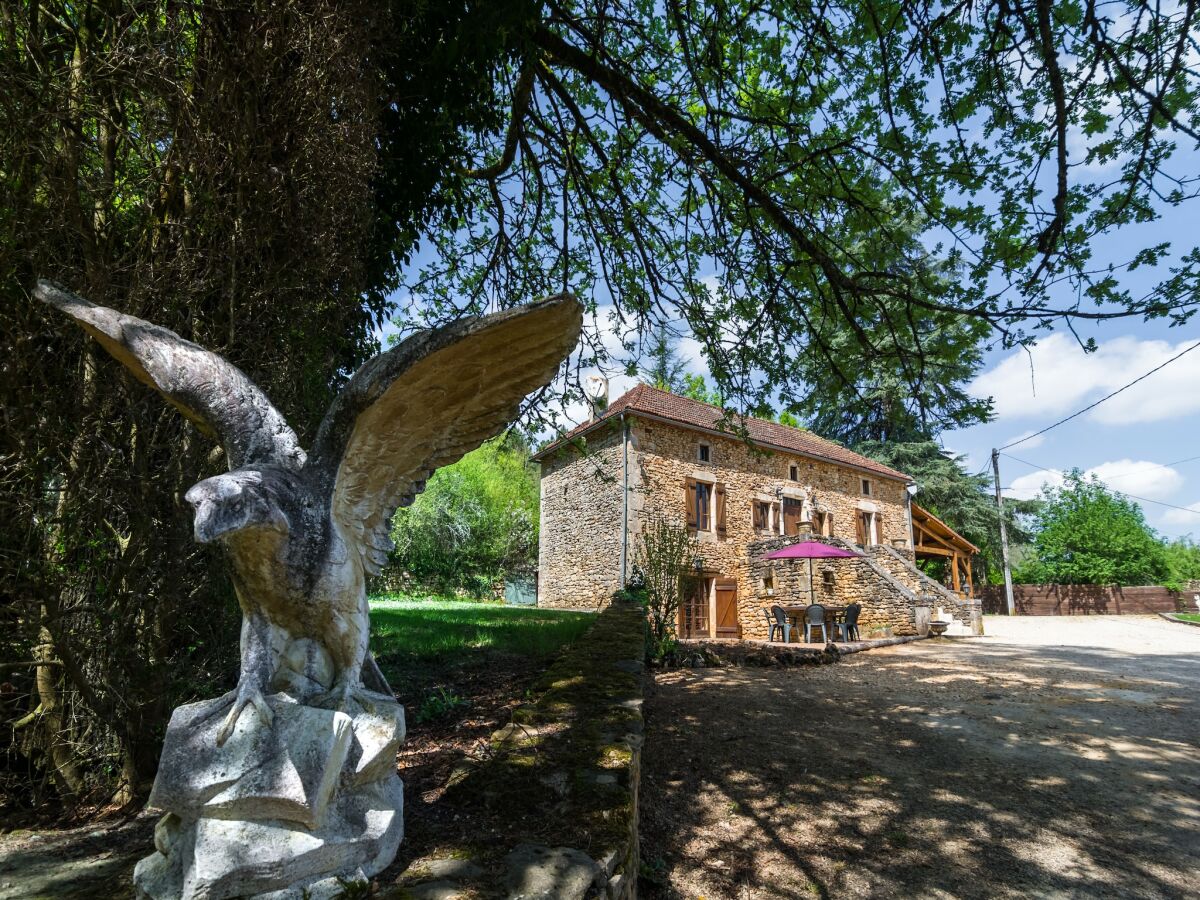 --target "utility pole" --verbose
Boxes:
[991,448,1016,616]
